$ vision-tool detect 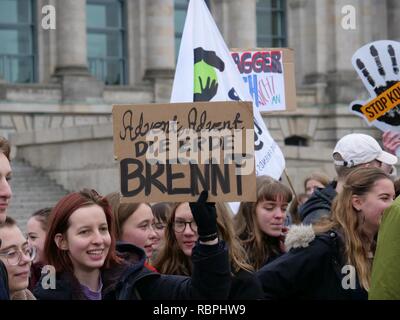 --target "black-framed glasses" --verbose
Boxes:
[0,245,36,266]
[173,220,198,233]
